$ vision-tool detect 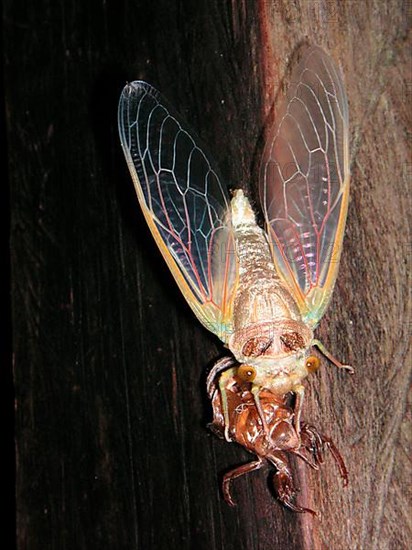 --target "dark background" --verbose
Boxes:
[5,1,411,549]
